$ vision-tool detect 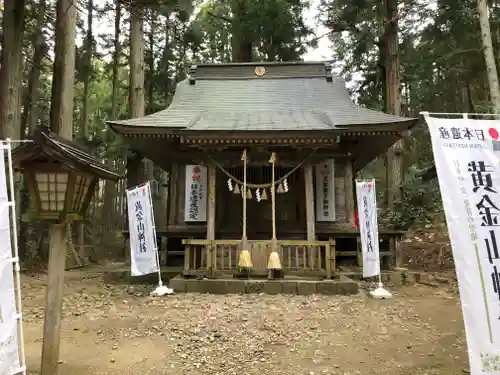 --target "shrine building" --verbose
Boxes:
[107,61,417,280]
